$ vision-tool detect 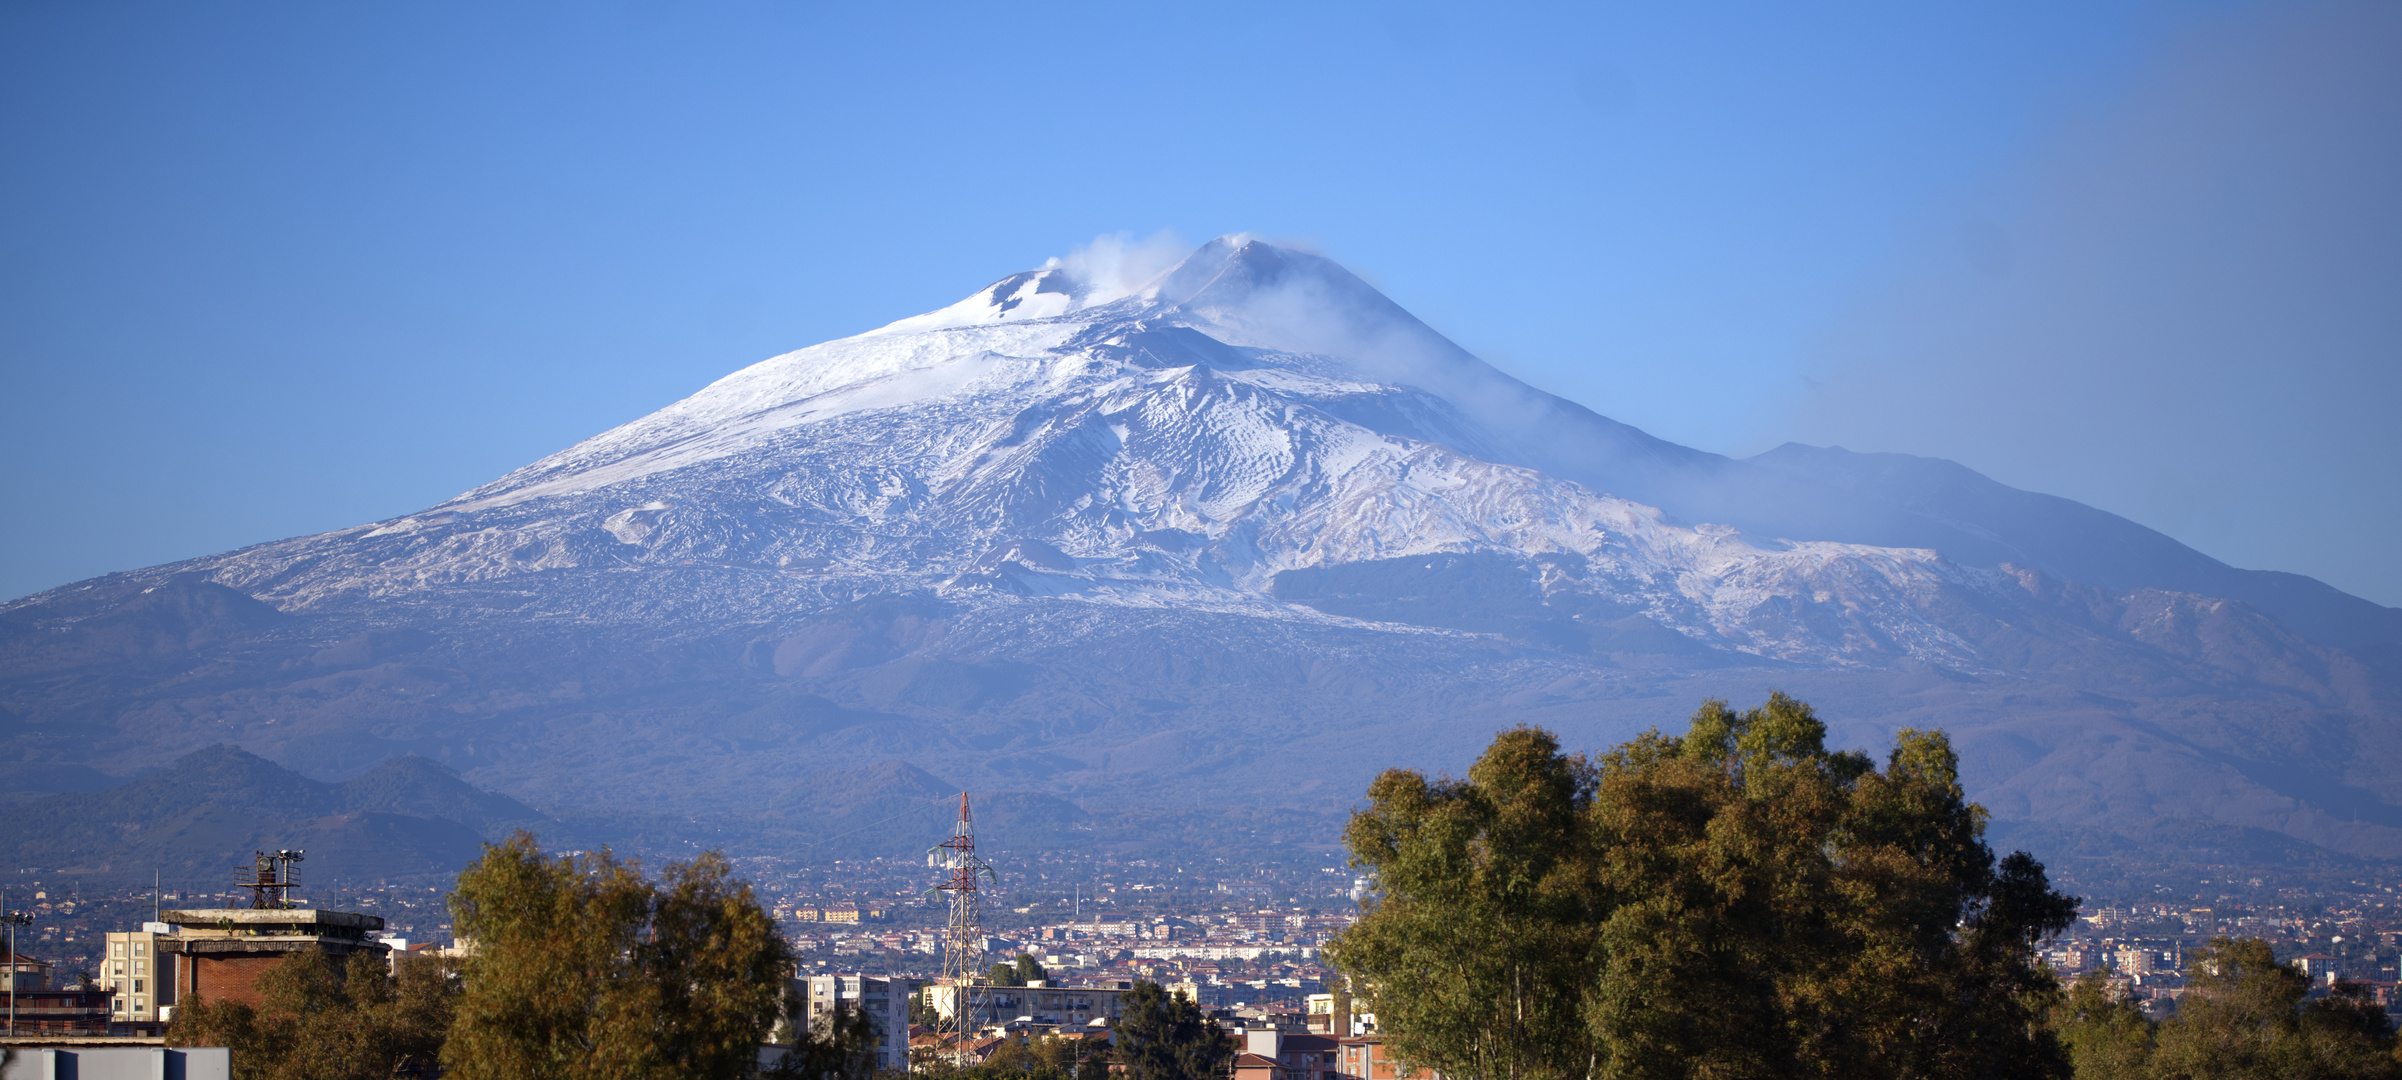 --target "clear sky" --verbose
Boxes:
[4,1,2396,606]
